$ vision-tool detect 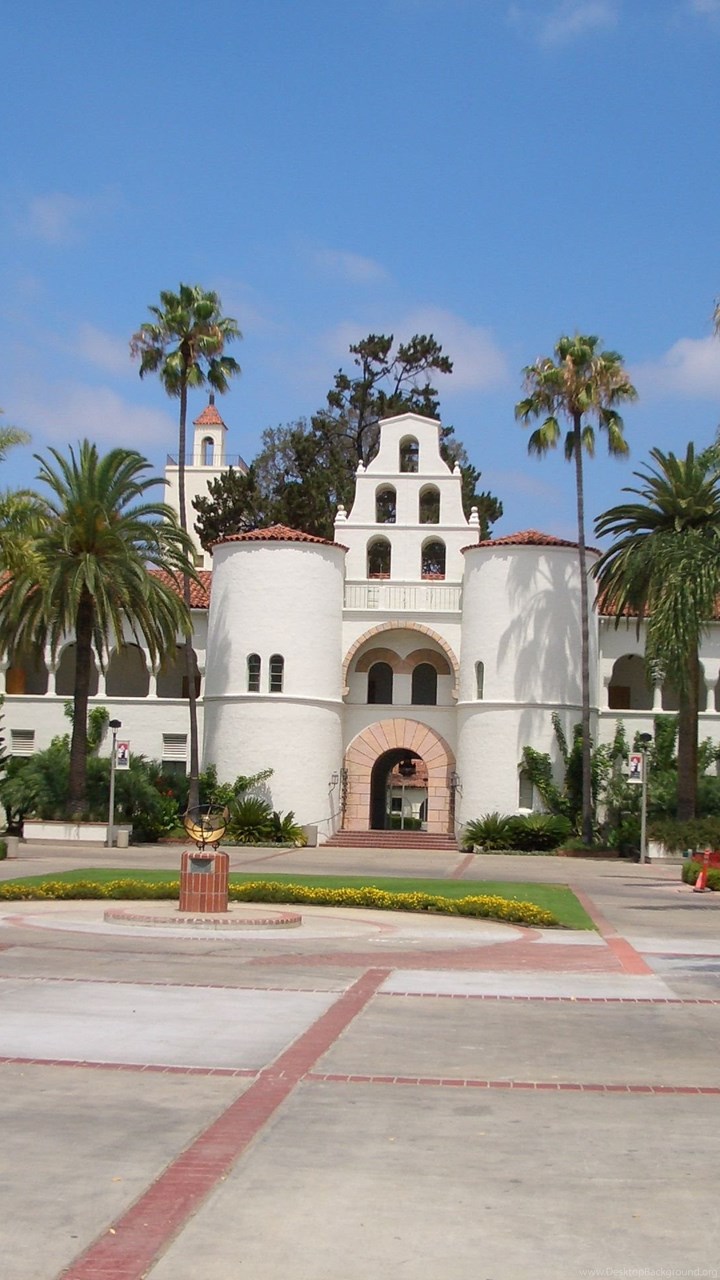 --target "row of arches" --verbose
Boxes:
[375,484,441,525]
[368,537,446,579]
[608,654,720,712]
[6,644,200,700]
